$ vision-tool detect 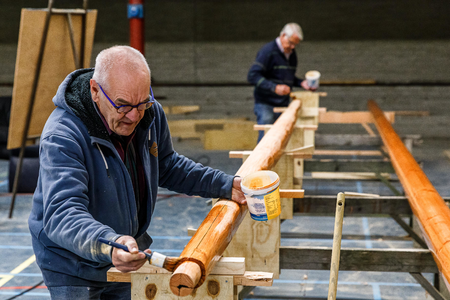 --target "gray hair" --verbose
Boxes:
[280,23,303,40]
[92,46,150,90]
